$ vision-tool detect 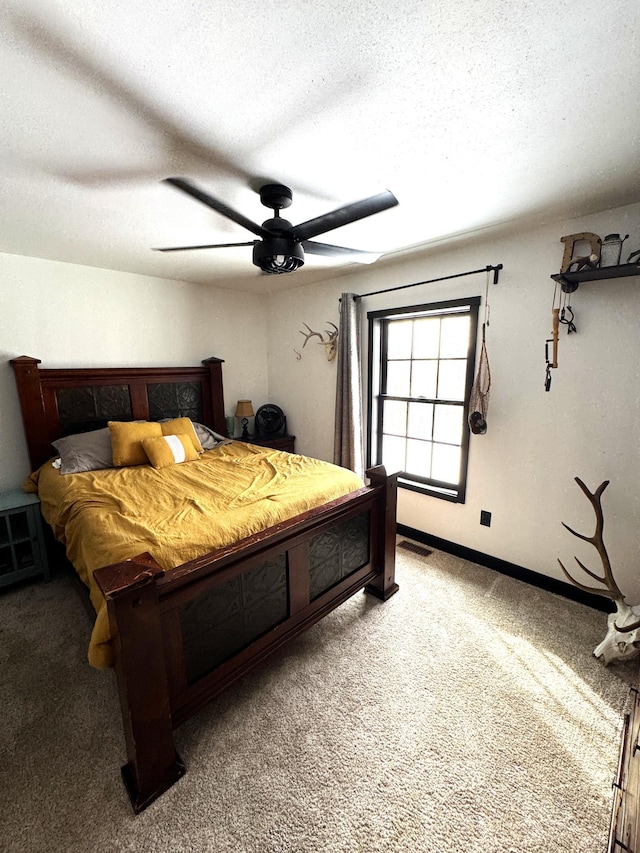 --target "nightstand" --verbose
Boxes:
[246,434,296,453]
[0,489,50,589]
